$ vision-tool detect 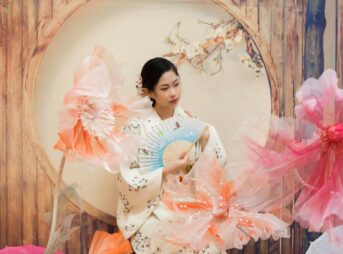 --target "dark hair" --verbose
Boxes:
[140,57,179,106]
